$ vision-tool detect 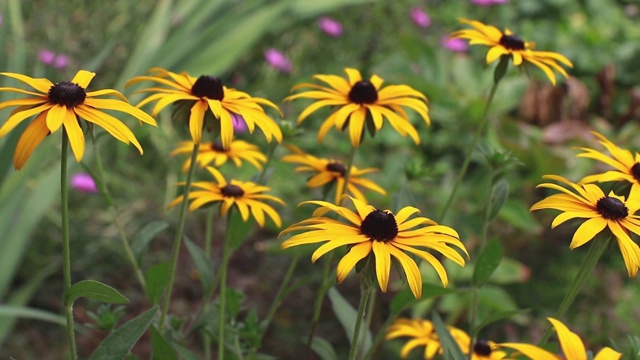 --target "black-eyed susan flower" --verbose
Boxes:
[451,19,572,85]
[531,175,640,276]
[500,317,621,360]
[577,132,640,189]
[280,196,468,298]
[0,70,156,169]
[385,318,495,359]
[170,139,266,172]
[168,166,284,227]
[281,145,386,204]
[284,68,430,147]
[126,67,282,146]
